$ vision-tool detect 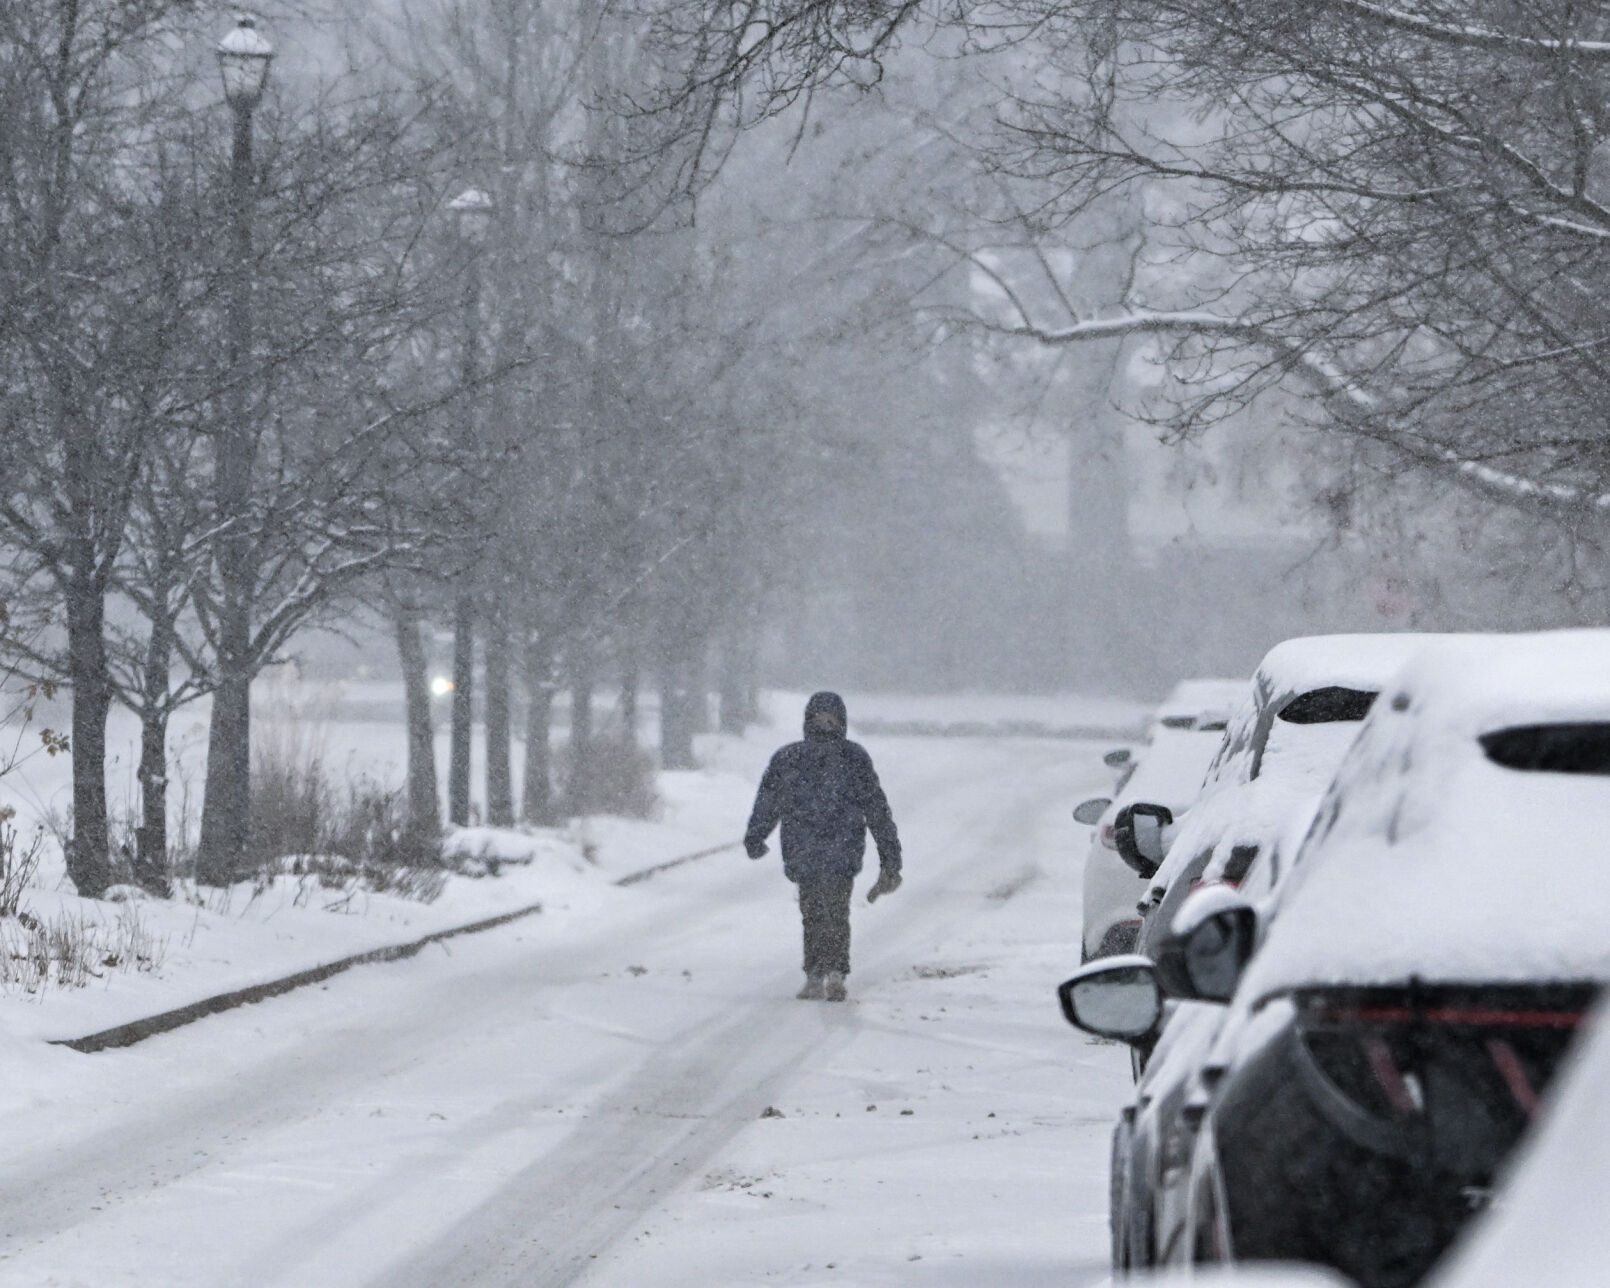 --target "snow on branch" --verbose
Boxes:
[992,310,1380,416]
[989,308,1610,518]
[1326,1,1610,59]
